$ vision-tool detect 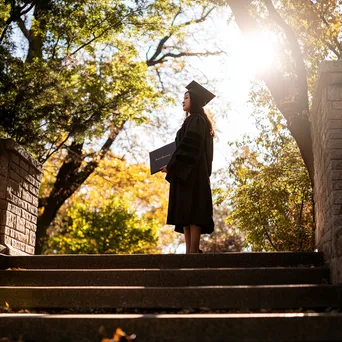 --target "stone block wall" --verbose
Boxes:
[0,139,42,255]
[311,60,342,283]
